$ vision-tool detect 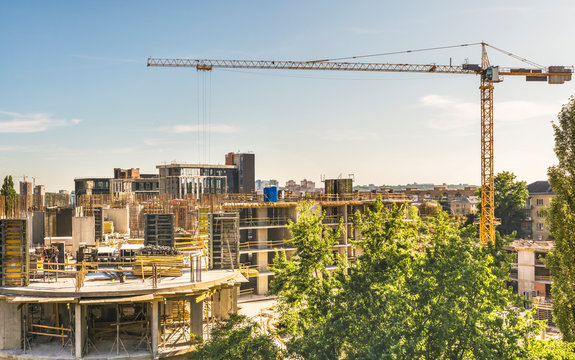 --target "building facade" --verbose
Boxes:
[524,181,554,241]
